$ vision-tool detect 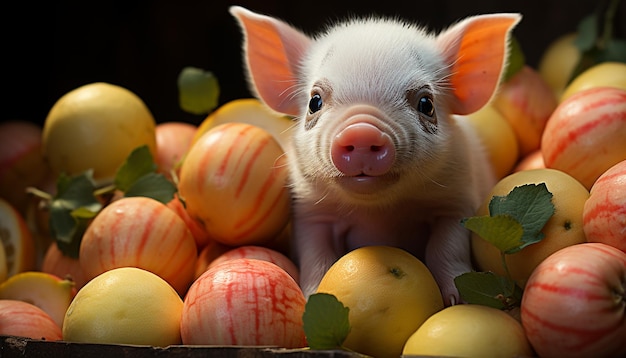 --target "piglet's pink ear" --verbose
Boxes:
[230,6,311,116]
[437,13,522,115]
